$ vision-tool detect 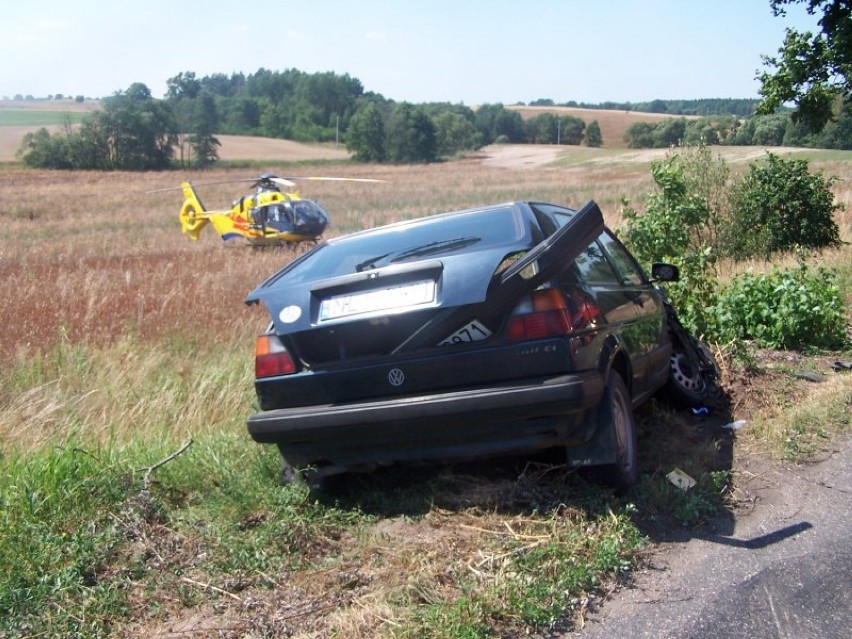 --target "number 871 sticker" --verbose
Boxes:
[439,320,492,346]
